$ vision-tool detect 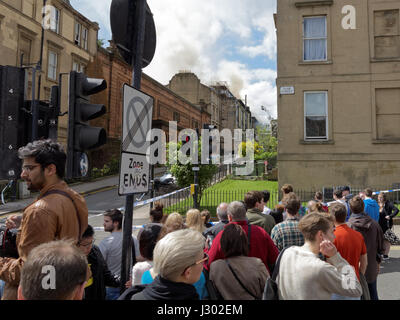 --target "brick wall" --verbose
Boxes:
[86,47,211,168]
